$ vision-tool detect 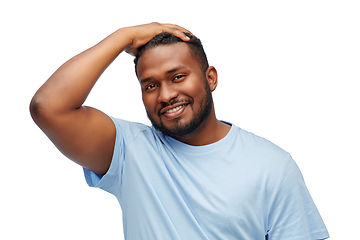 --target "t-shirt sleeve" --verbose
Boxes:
[267,155,329,240]
[83,117,146,196]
